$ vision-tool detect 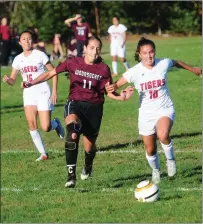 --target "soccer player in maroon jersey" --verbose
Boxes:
[22,36,134,188]
[64,14,92,57]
